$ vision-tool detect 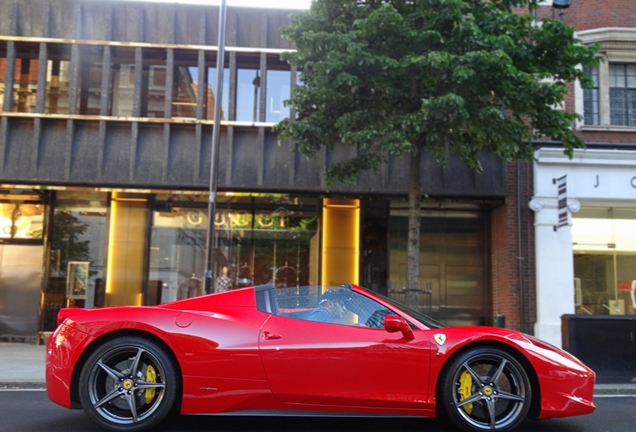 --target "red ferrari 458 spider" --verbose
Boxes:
[46,283,595,432]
